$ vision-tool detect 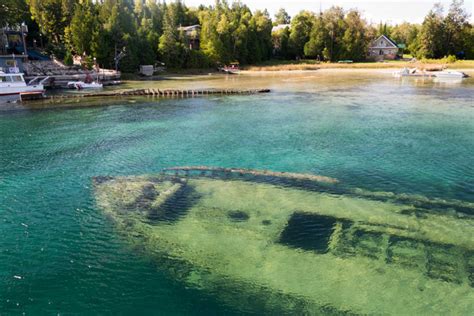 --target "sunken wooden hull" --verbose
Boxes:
[93,167,474,315]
